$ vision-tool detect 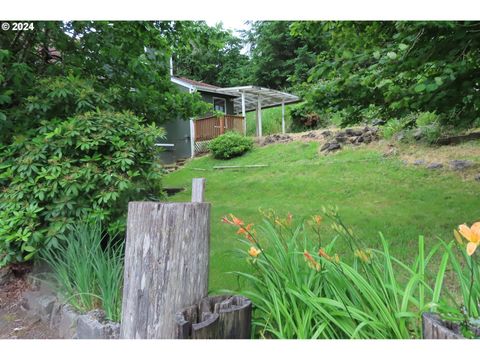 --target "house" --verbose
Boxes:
[158,75,300,164]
